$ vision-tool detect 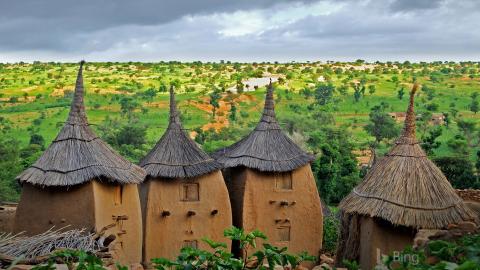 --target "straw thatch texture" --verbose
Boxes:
[214,82,314,172]
[139,87,221,178]
[17,61,145,187]
[339,84,475,229]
